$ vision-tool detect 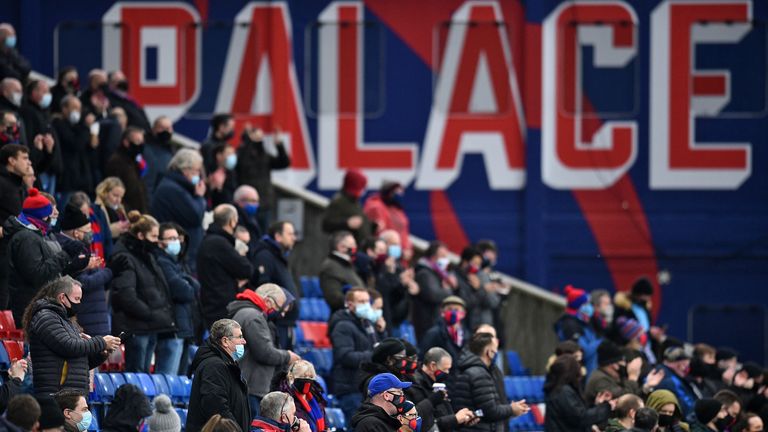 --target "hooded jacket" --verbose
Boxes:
[321,192,373,245]
[406,368,459,432]
[350,402,402,432]
[250,236,299,325]
[646,390,690,432]
[101,383,153,432]
[227,292,291,397]
[329,309,376,396]
[186,340,250,432]
[554,314,601,375]
[251,417,291,432]
[451,351,515,432]
[26,299,108,395]
[544,384,611,432]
